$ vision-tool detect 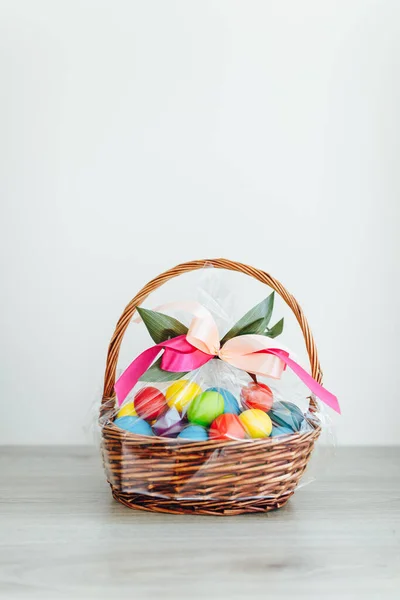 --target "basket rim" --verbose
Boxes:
[101,417,321,450]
